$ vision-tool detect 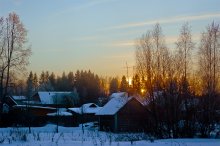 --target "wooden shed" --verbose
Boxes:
[68,103,102,125]
[96,93,148,132]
